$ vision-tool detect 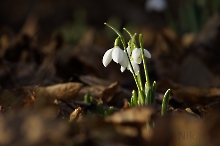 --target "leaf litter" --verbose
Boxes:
[0,2,220,146]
